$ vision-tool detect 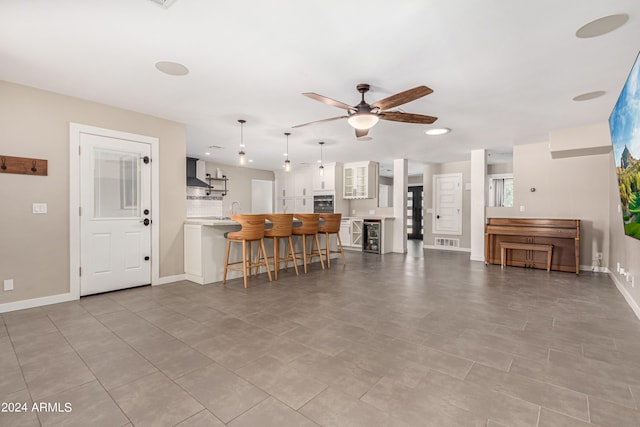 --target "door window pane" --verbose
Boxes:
[94,149,140,218]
